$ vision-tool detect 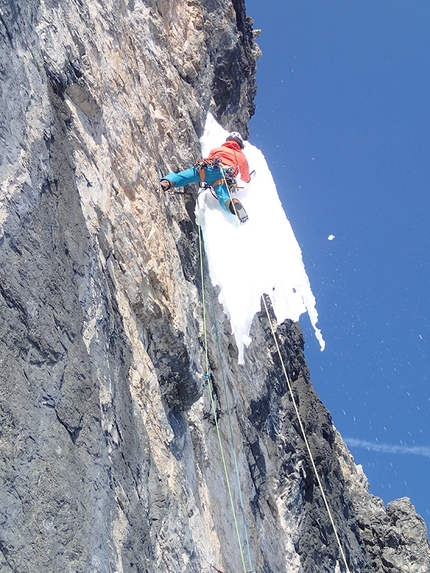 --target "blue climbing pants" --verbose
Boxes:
[162,166,231,212]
